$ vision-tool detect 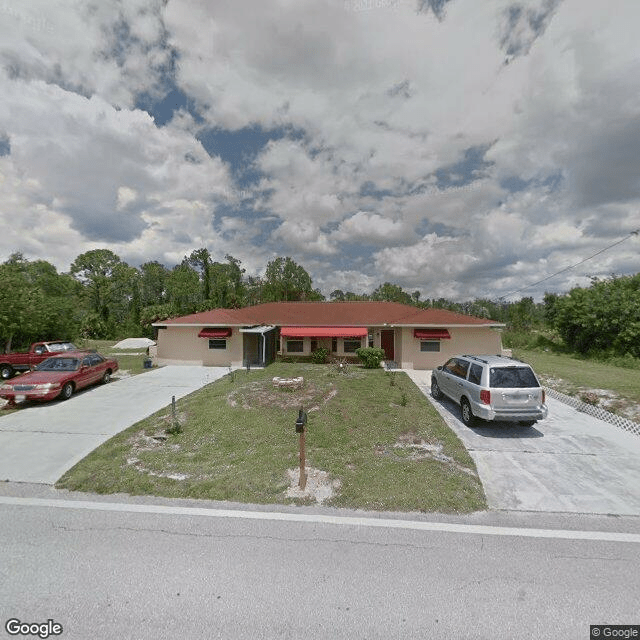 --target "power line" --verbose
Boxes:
[498,229,640,300]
